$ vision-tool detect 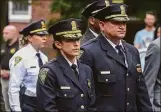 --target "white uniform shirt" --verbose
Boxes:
[8,44,48,111]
